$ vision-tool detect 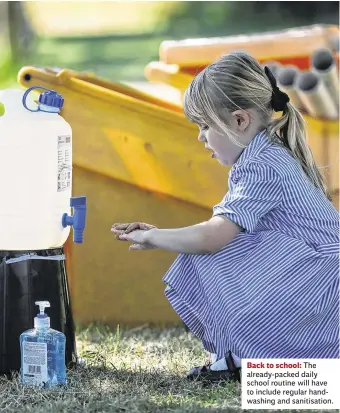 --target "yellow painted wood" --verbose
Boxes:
[144,61,192,93]
[68,166,211,326]
[18,66,229,211]
[305,116,339,208]
[17,66,227,325]
[145,63,191,91]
